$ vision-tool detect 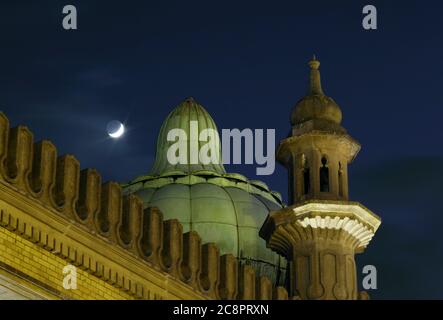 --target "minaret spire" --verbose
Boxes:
[260,57,381,300]
[308,55,324,95]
